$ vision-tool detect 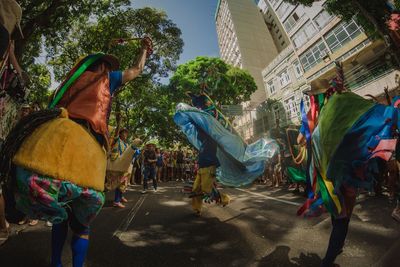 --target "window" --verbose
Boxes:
[279,69,291,87]
[276,2,292,19]
[299,39,328,71]
[267,80,276,94]
[324,20,363,52]
[269,0,280,8]
[283,12,301,33]
[273,105,280,122]
[281,41,286,46]
[284,96,299,118]
[313,11,334,30]
[293,60,303,78]
[291,21,318,49]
